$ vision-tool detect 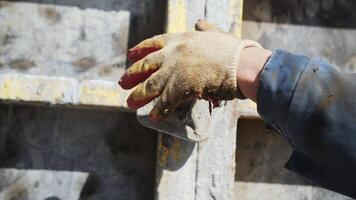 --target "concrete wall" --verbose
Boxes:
[242,0,356,71]
[0,0,166,80]
[13,0,167,47]
[0,1,129,80]
[0,104,157,199]
[0,0,165,199]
